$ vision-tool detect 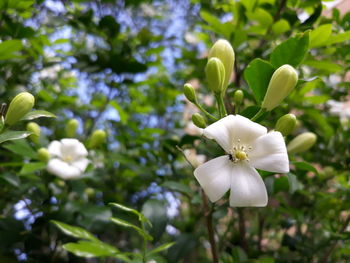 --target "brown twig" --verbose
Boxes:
[320,214,350,263]
[238,208,249,252]
[176,145,219,263]
[201,189,219,263]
